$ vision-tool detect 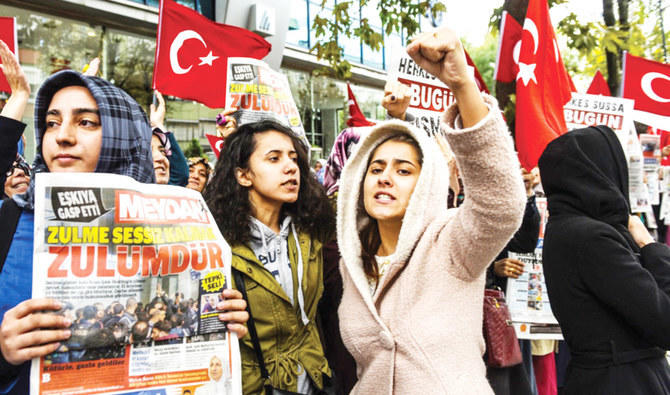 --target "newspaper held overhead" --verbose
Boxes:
[31,173,241,395]
[225,57,310,151]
